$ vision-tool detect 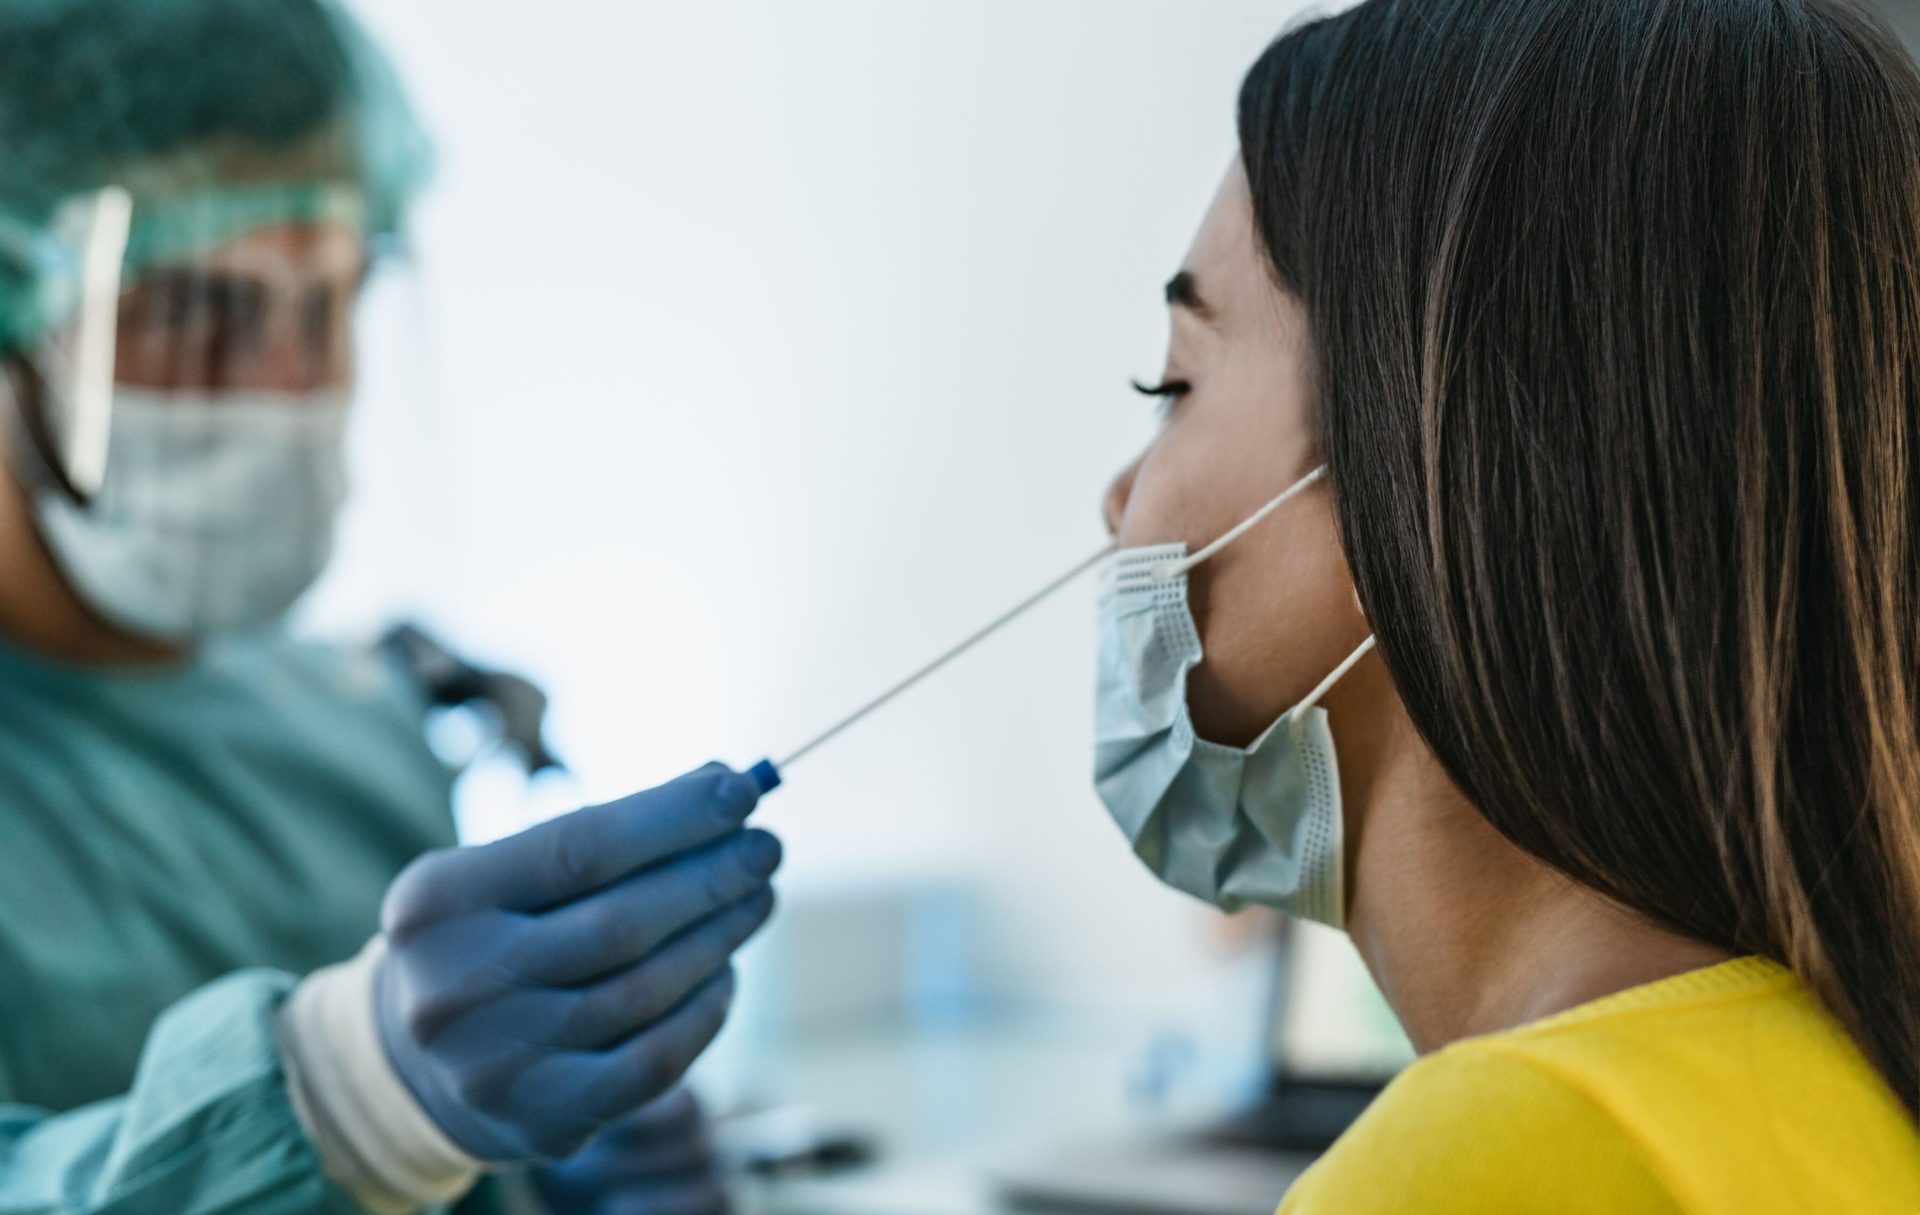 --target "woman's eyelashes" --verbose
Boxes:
[1131,377,1192,420]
